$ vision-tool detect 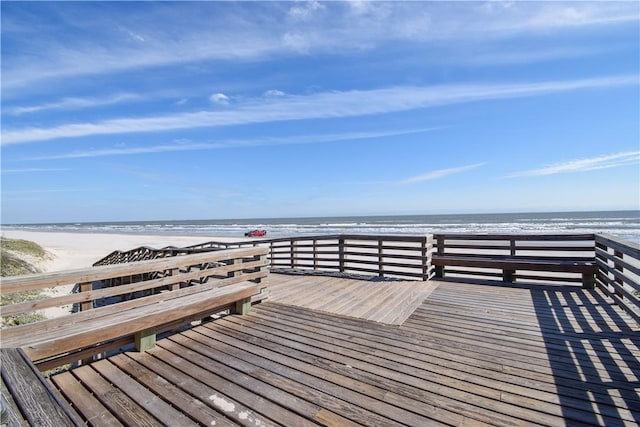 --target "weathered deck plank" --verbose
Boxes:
[51,372,124,427]
[71,365,163,426]
[267,273,438,324]
[50,276,640,426]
